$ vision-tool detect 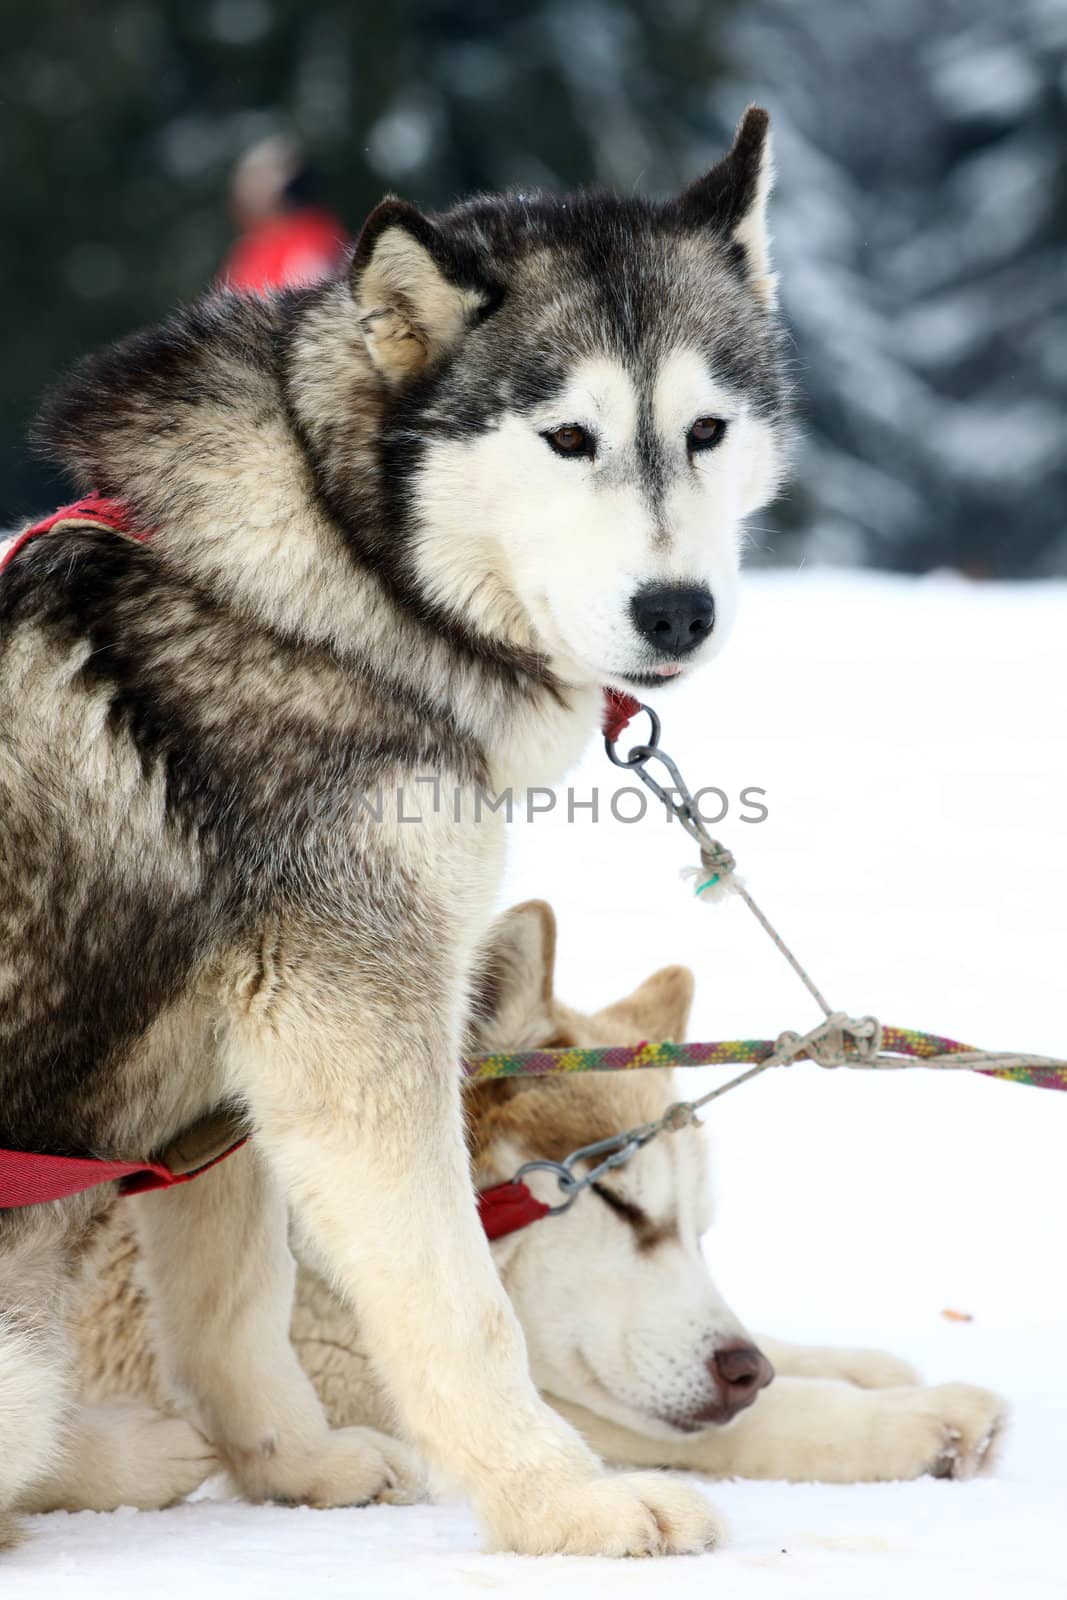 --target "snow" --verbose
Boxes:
[13,570,1067,1596]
